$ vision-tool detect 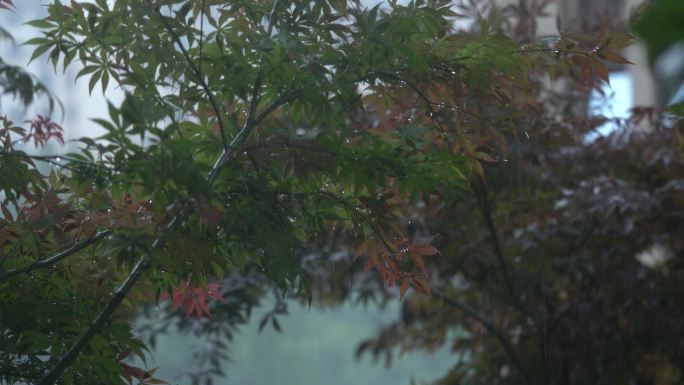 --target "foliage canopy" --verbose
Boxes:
[0,0,651,384]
